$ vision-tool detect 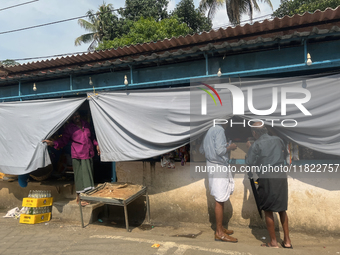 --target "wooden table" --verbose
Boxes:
[79,182,150,232]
